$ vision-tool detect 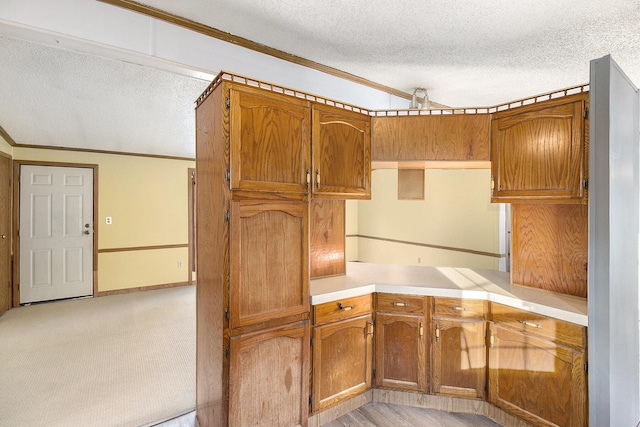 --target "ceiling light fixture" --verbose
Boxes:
[410,87,431,109]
